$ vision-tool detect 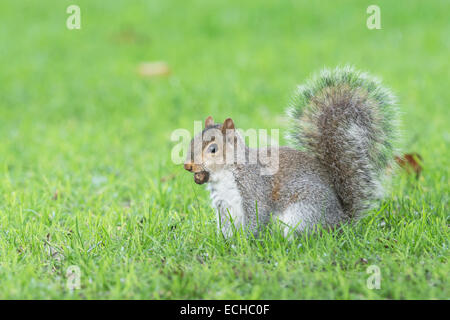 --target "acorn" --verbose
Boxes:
[194,171,209,184]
